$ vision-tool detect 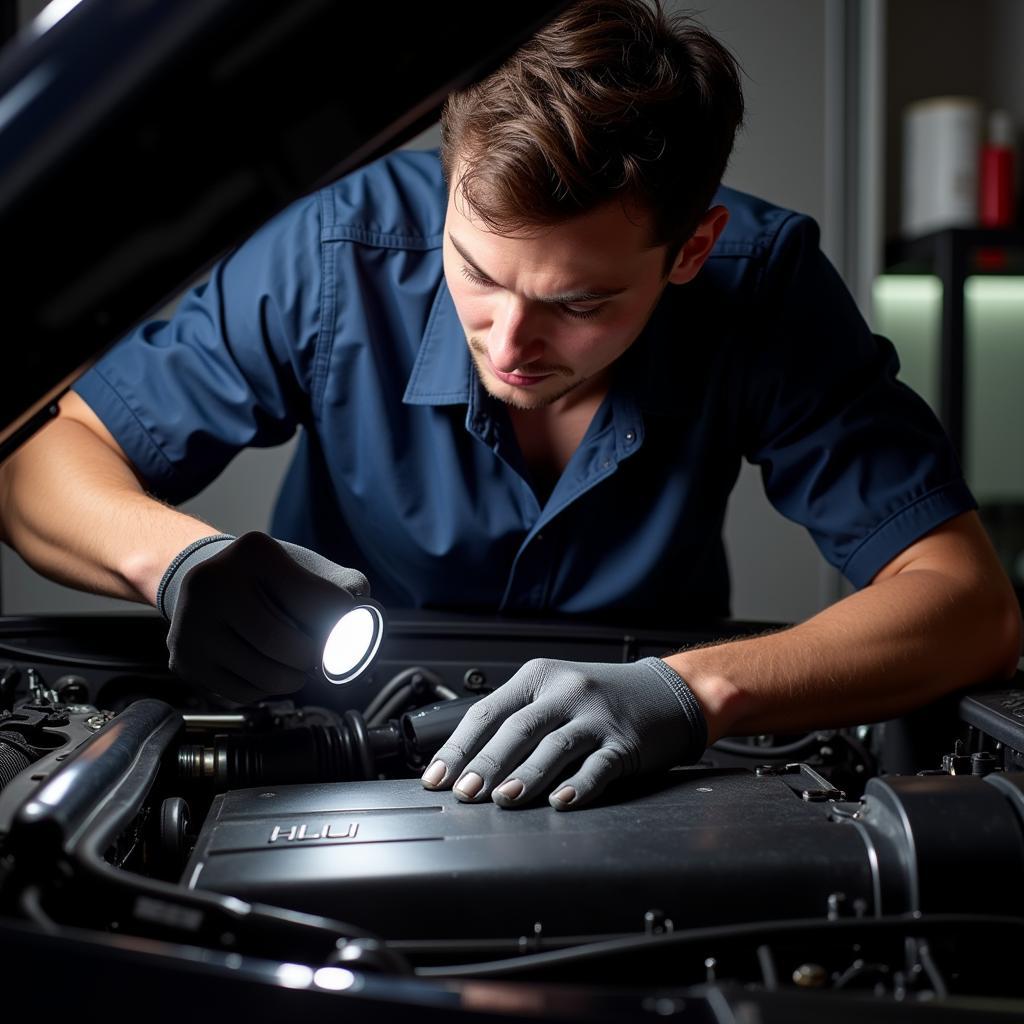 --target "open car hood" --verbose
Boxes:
[0,0,568,458]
